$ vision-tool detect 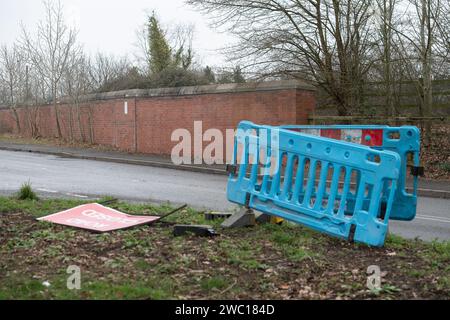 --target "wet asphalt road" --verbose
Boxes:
[0,149,449,241]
